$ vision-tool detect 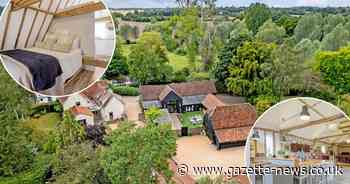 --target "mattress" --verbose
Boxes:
[0,47,82,95]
